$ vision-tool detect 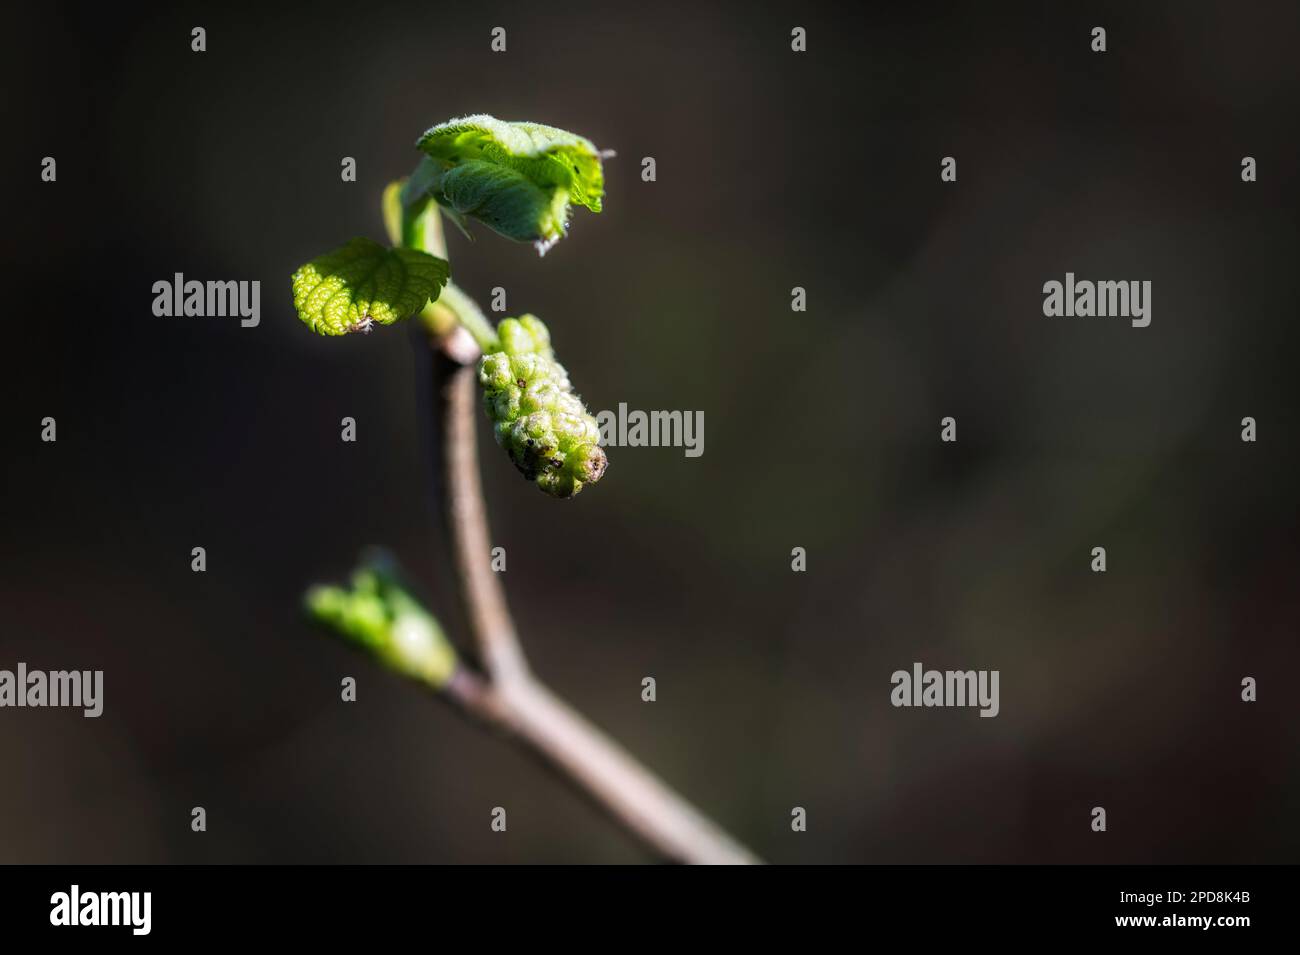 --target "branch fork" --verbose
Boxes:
[431,324,759,865]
